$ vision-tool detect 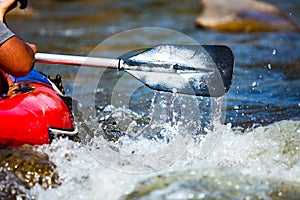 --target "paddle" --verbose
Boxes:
[35,45,234,97]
